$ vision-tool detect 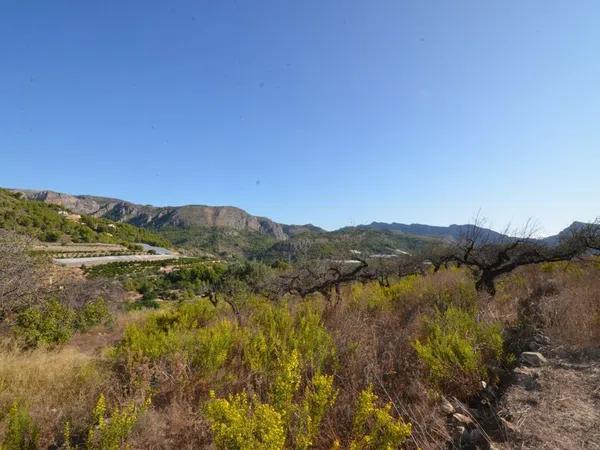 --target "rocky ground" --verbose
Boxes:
[496,349,600,449]
[438,339,600,449]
